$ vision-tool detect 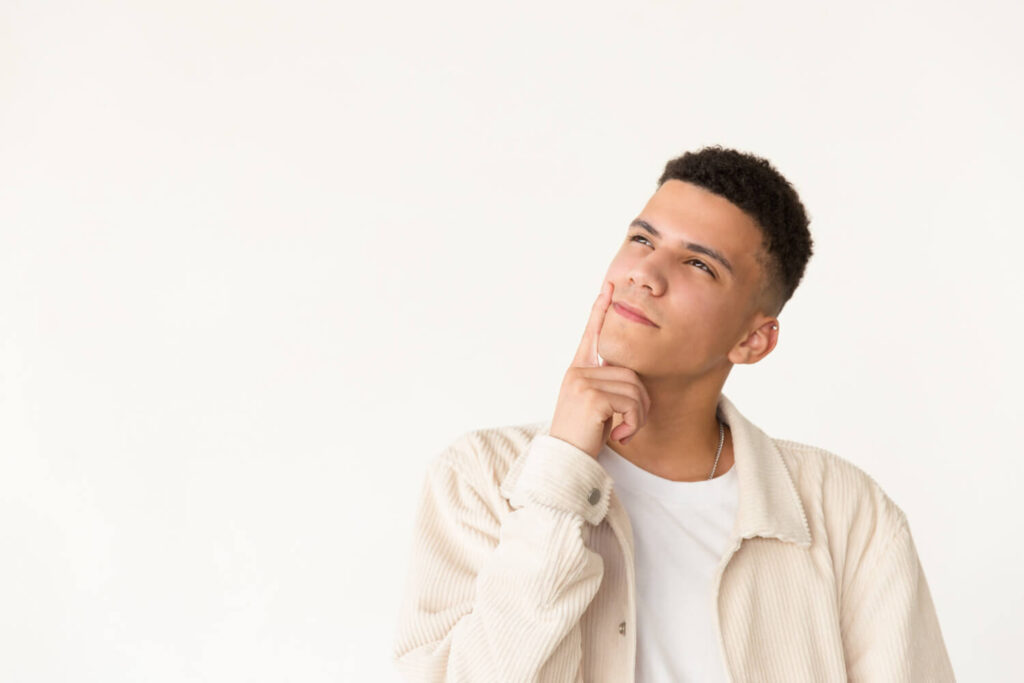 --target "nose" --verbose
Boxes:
[626,254,665,295]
